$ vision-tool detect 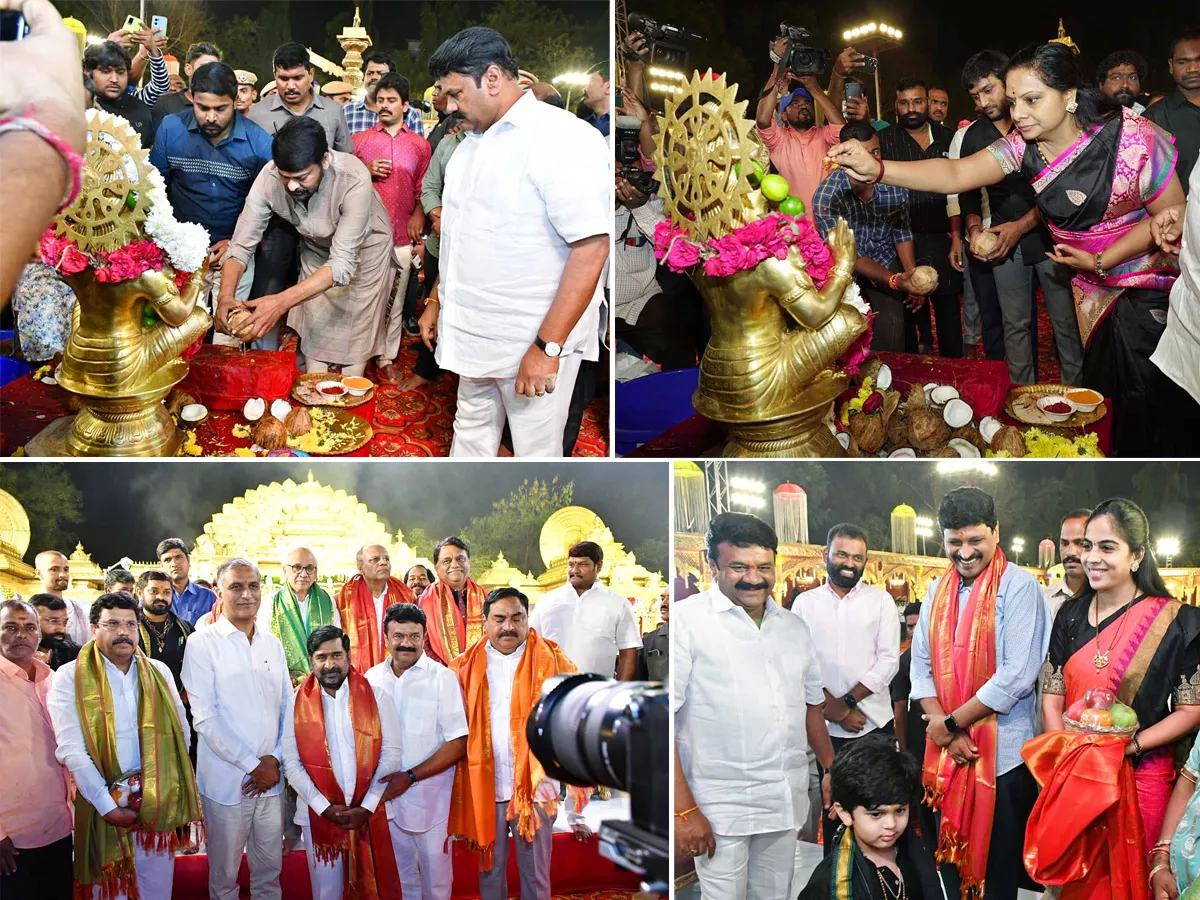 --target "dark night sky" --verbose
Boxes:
[630,0,1187,121]
[6,461,667,568]
[694,461,1199,565]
